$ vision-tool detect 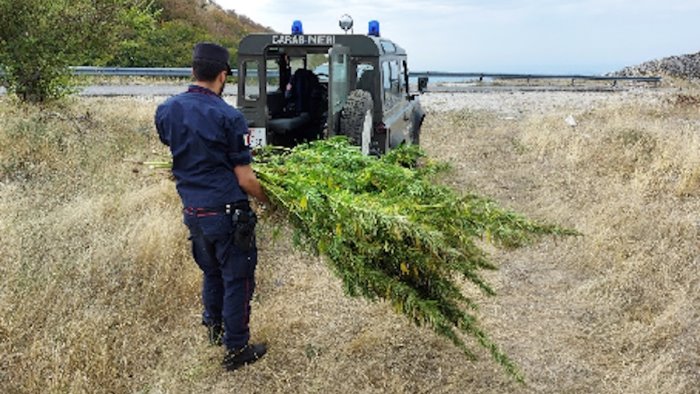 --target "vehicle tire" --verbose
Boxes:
[340,90,374,155]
